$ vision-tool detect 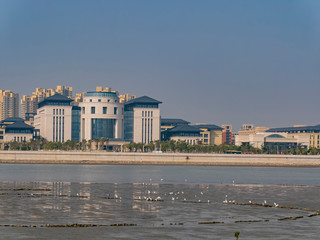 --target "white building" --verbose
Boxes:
[124,96,161,144]
[1,118,34,142]
[34,94,73,142]
[235,132,310,149]
[79,91,124,141]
